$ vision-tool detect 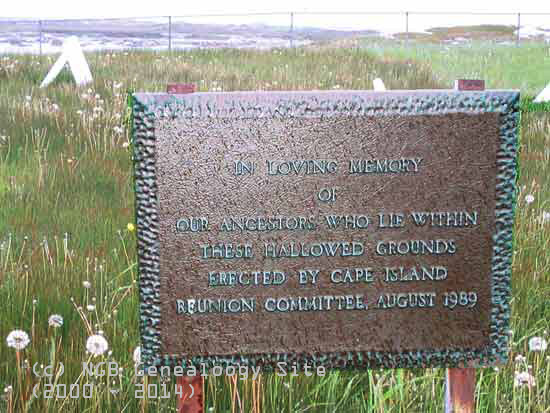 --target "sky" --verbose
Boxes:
[3,0,550,20]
